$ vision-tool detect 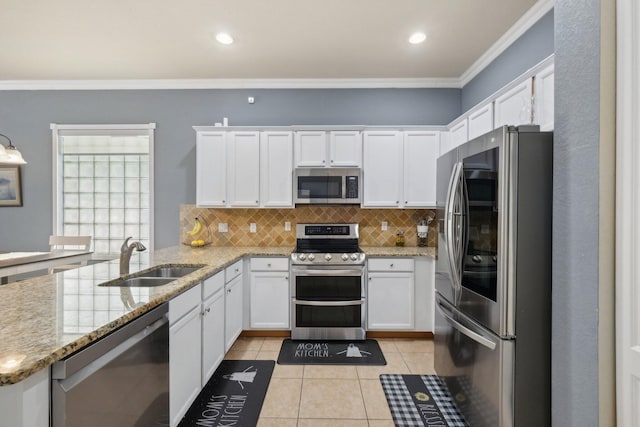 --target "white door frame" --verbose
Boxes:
[616,0,640,425]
